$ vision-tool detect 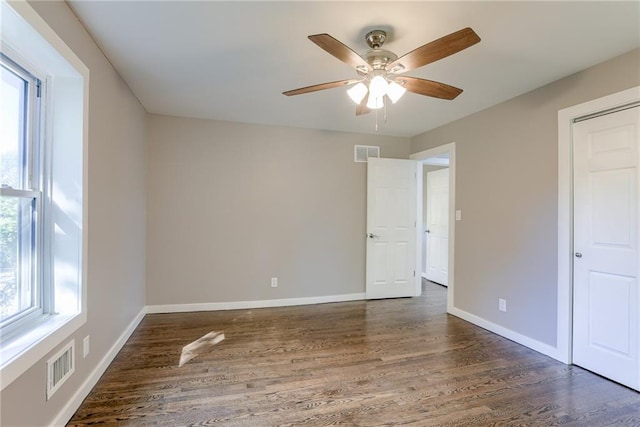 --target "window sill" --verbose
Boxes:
[0,311,85,391]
